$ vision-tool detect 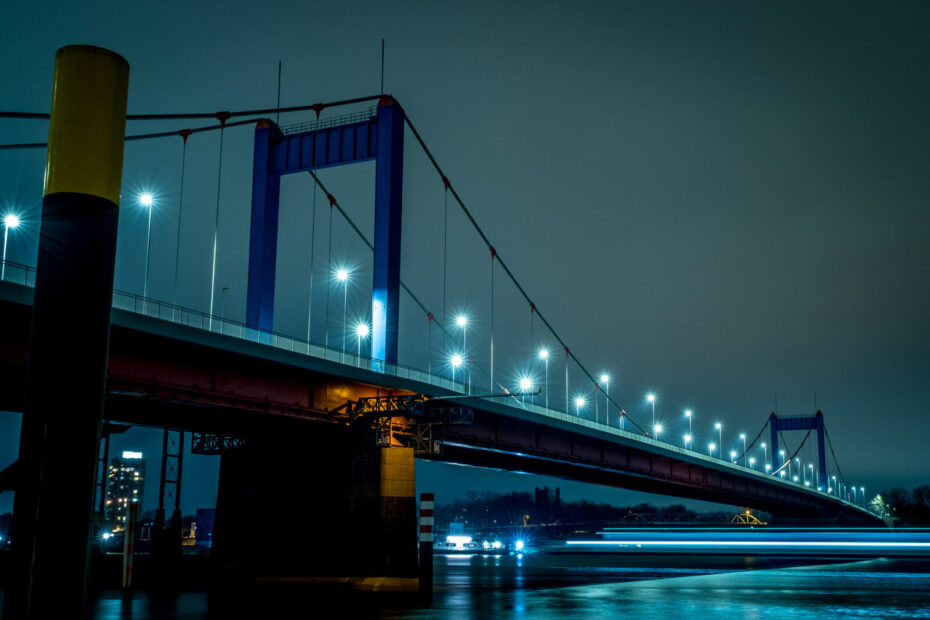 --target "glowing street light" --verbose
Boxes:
[730,450,738,463]
[860,486,865,506]
[683,433,692,449]
[708,442,716,457]
[355,322,369,366]
[574,396,585,416]
[653,423,663,439]
[139,193,155,302]
[450,353,463,385]
[749,457,756,470]
[456,314,468,350]
[740,433,747,466]
[684,409,692,436]
[647,393,656,428]
[519,376,533,405]
[601,374,610,422]
[539,348,549,409]
[715,422,722,449]
[761,442,768,471]
[455,315,470,393]
[336,267,351,360]
[1,213,21,281]
[832,475,838,496]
